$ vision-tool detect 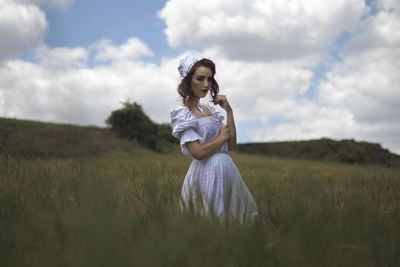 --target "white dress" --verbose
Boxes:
[170,103,259,224]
